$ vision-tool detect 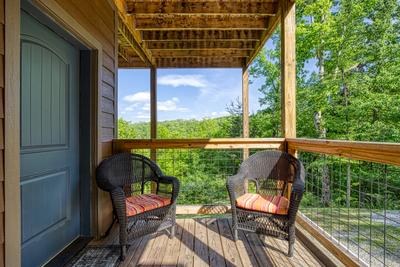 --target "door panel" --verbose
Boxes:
[20,11,80,267]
